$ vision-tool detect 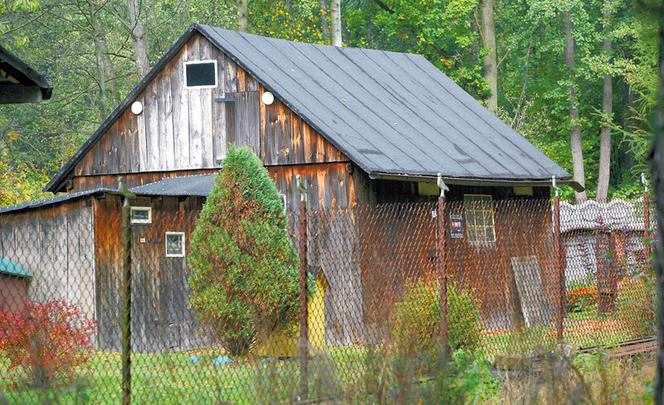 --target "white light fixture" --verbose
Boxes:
[261,91,275,105]
[131,101,143,115]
